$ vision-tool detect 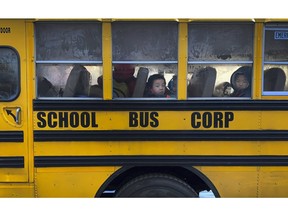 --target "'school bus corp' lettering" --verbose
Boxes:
[191,111,234,128]
[37,111,98,128]
[36,111,234,129]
